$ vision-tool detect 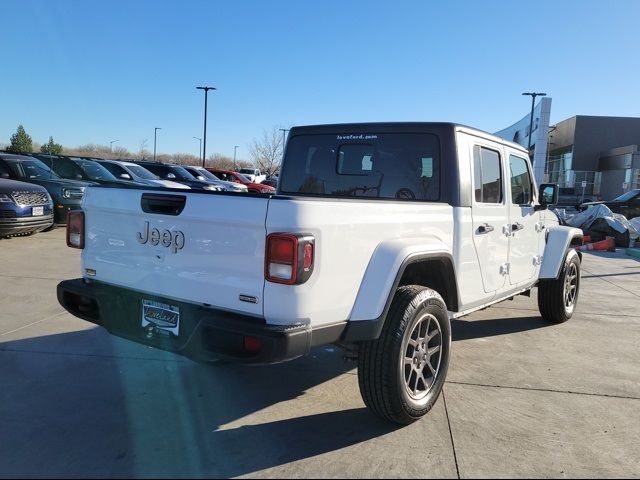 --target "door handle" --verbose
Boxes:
[478,223,494,234]
[511,222,524,232]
